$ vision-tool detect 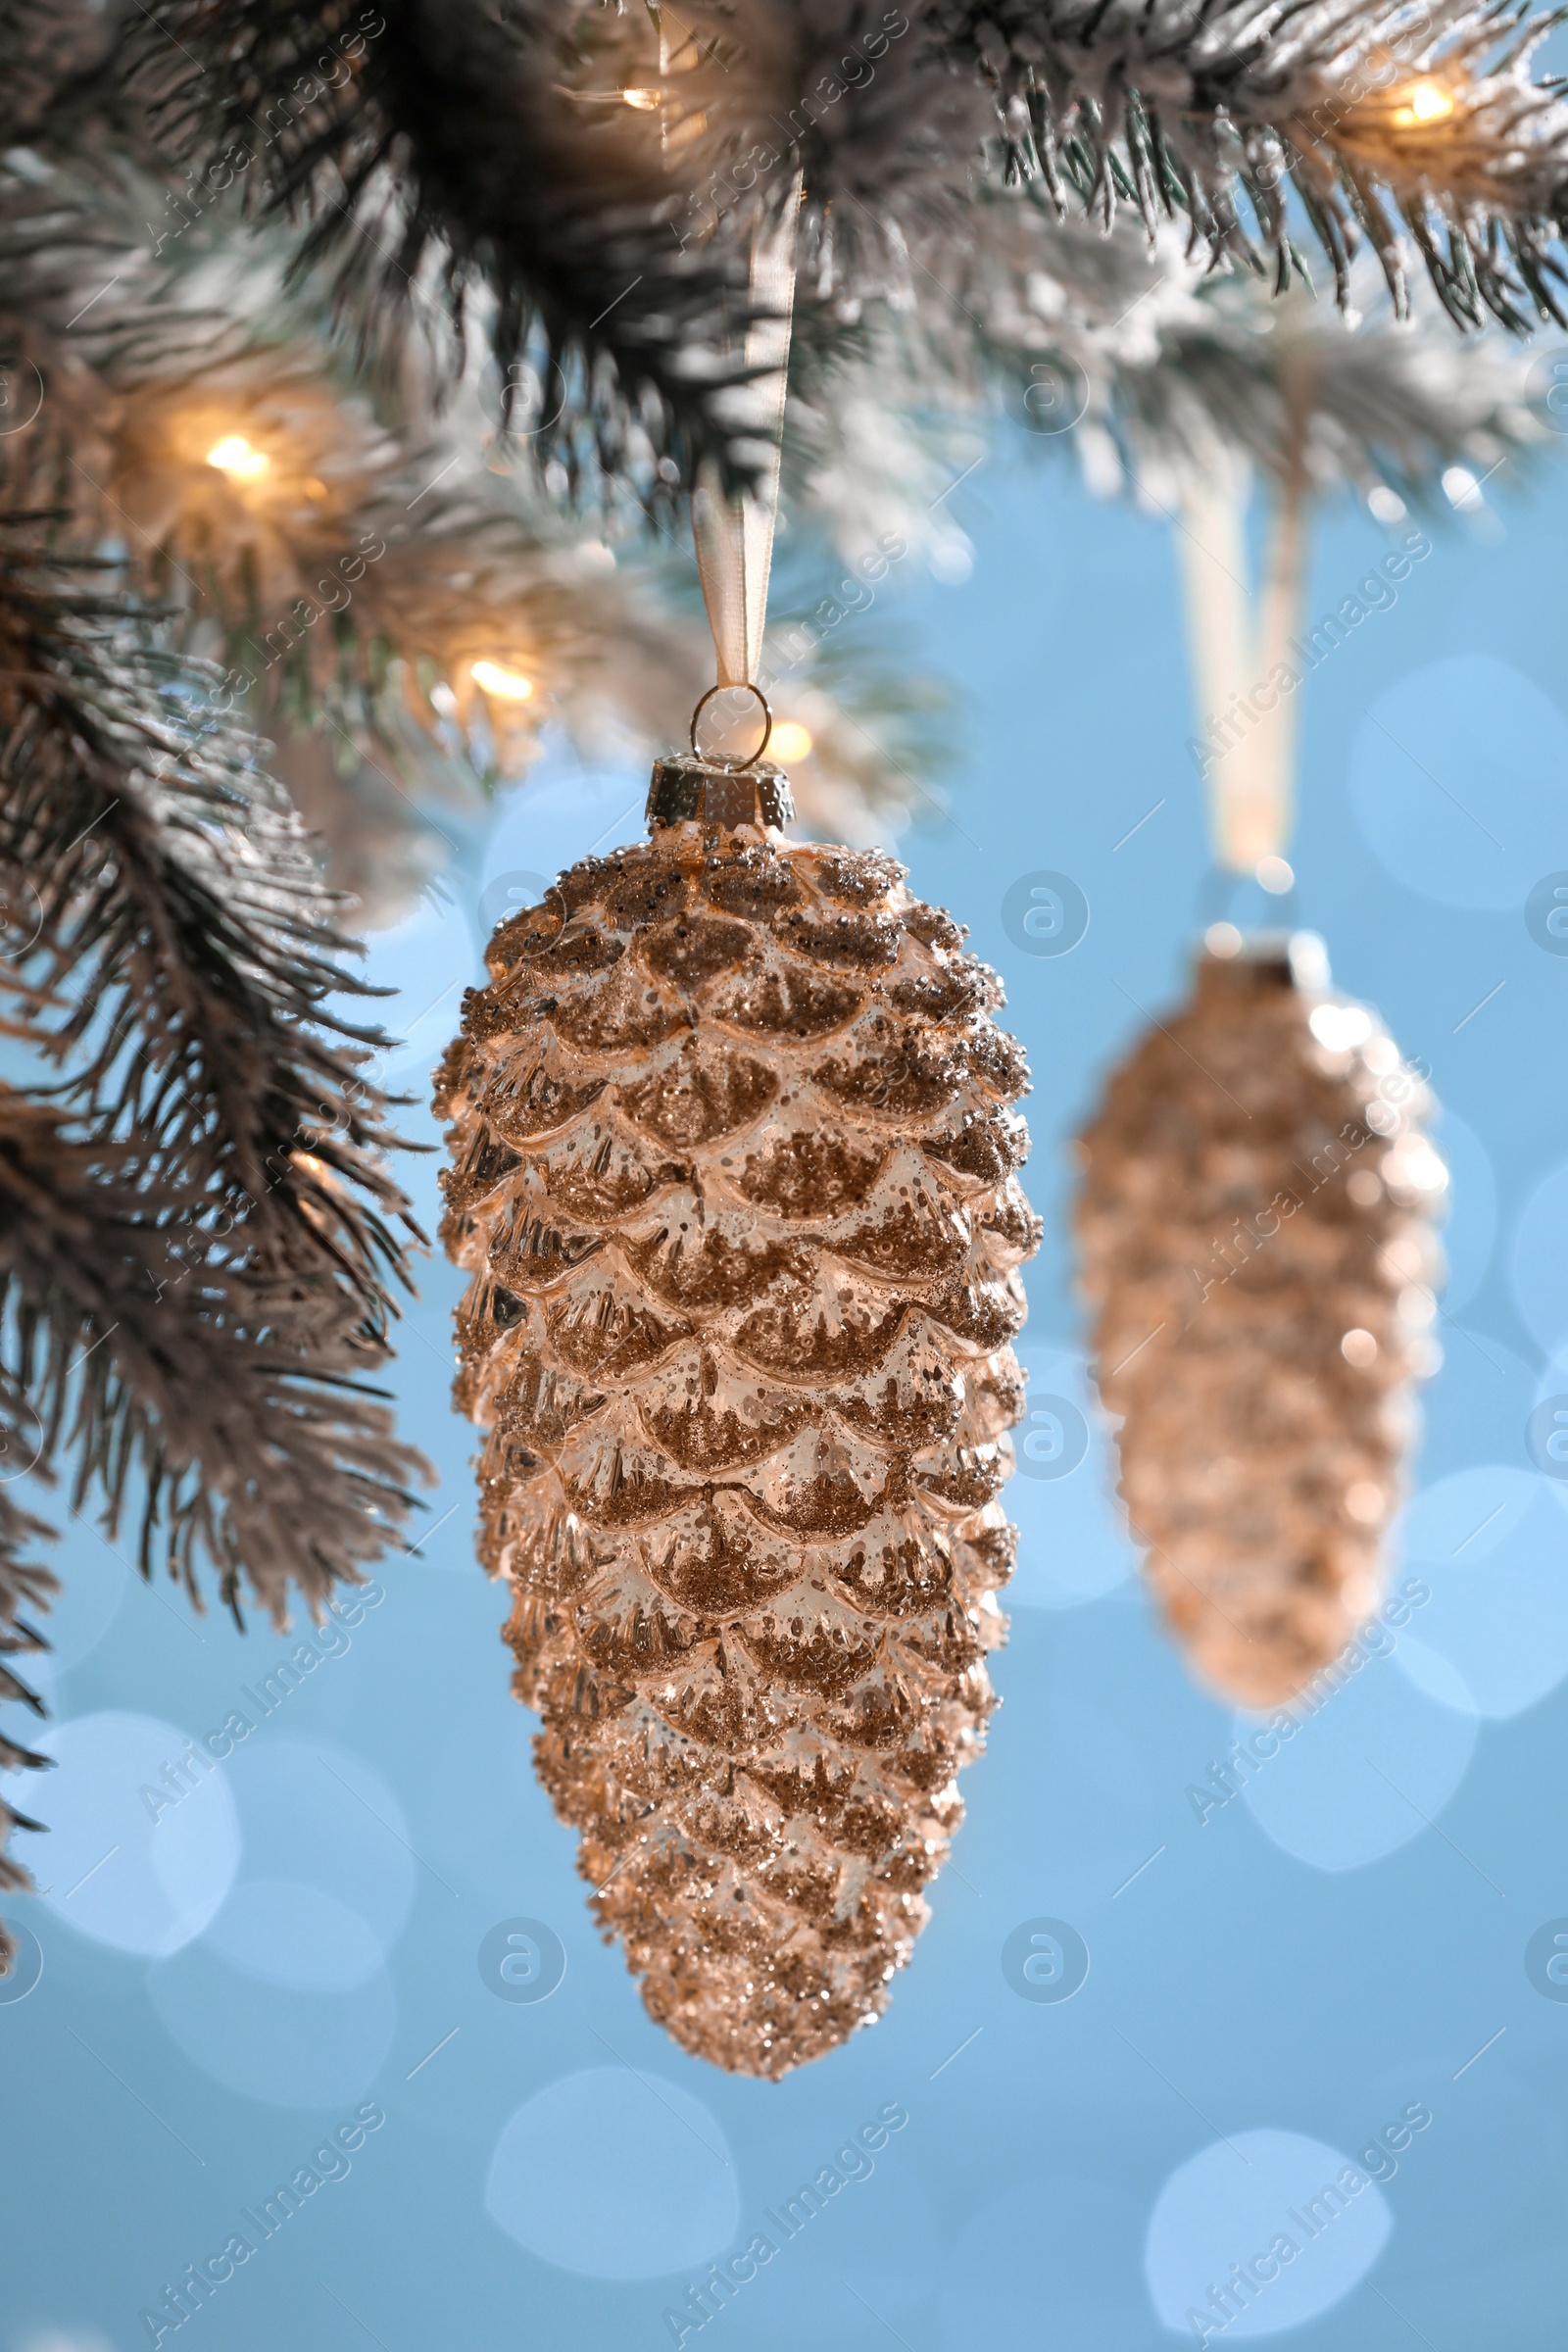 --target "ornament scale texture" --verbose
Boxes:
[437,758,1040,2077]
[1076,941,1446,1710]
